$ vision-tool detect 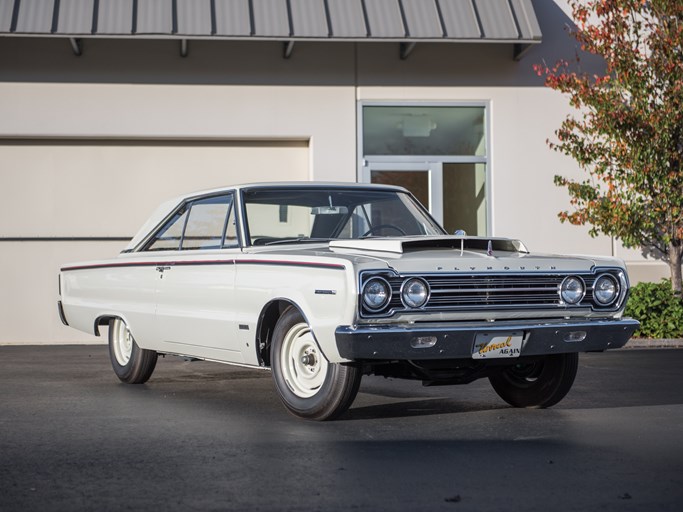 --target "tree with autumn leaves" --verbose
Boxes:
[536,0,683,296]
